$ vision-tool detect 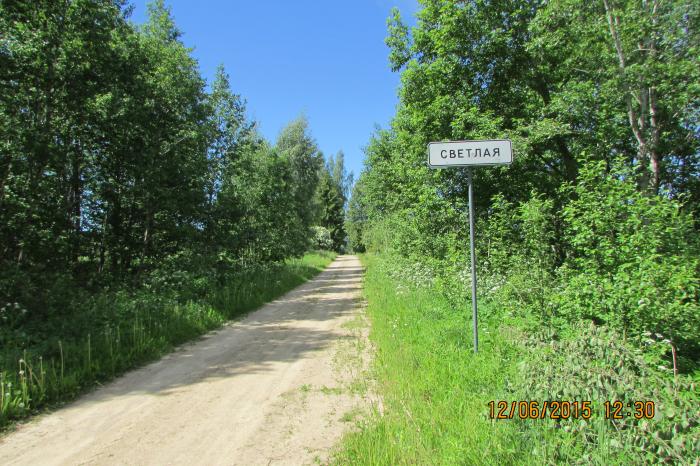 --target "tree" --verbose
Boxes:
[0,0,332,317]
[133,0,210,267]
[531,0,700,194]
[204,64,255,262]
[328,150,354,207]
[346,176,368,253]
[317,165,346,252]
[276,116,323,255]
[351,0,700,361]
